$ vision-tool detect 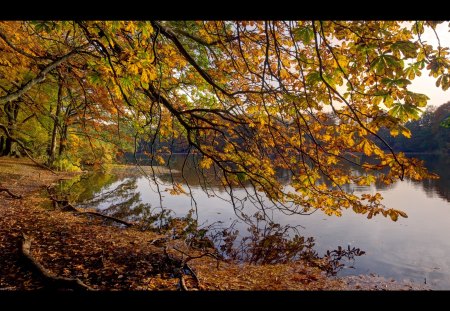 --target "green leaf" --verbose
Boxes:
[391,41,418,59]
[370,56,385,74]
[371,54,404,75]
[294,26,314,44]
[388,102,422,122]
[440,116,450,128]
[381,78,411,88]
[404,63,422,79]
[411,21,424,35]
[306,71,321,86]
[384,54,404,70]
[406,91,429,107]
[87,72,102,85]
[383,95,394,108]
